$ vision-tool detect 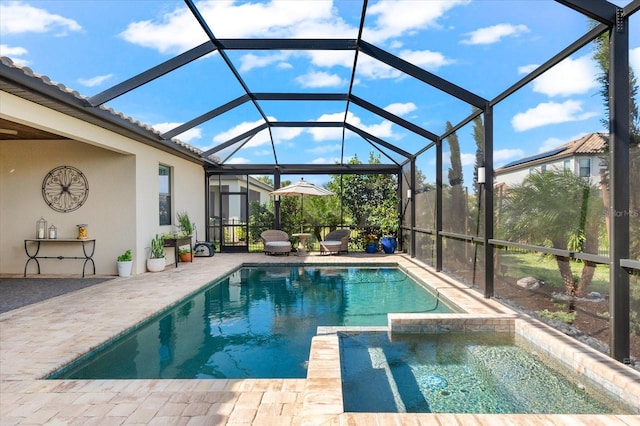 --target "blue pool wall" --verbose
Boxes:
[385,314,639,413]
